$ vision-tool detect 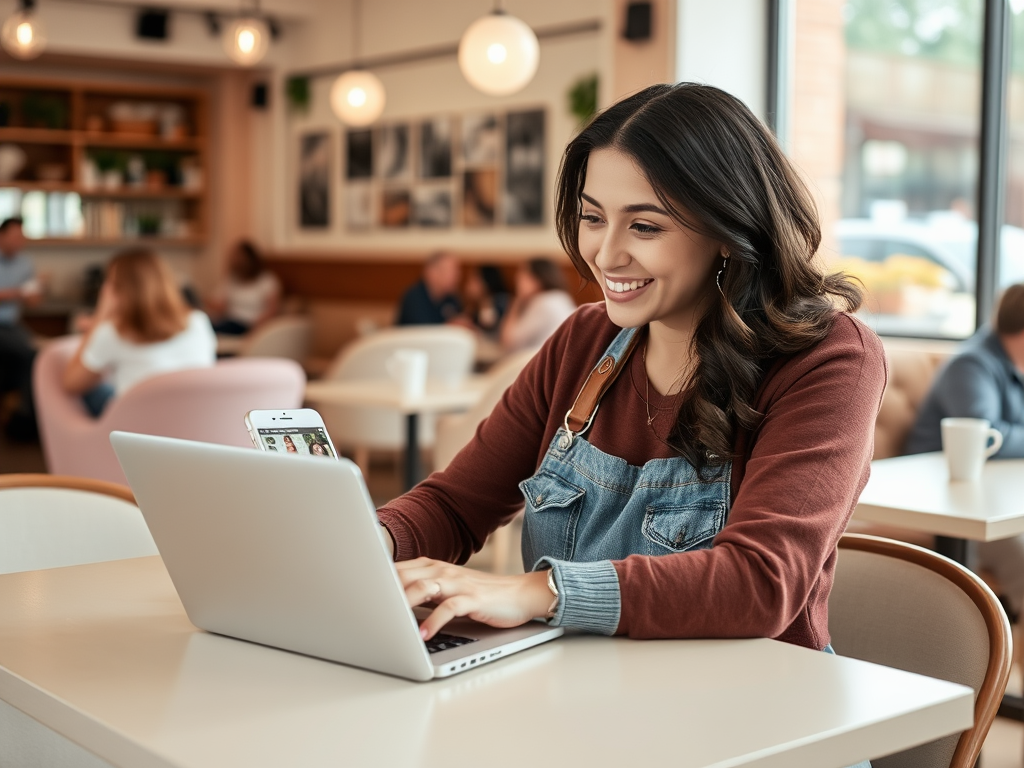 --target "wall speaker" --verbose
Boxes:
[623,2,652,41]
[251,83,269,109]
[136,9,169,40]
